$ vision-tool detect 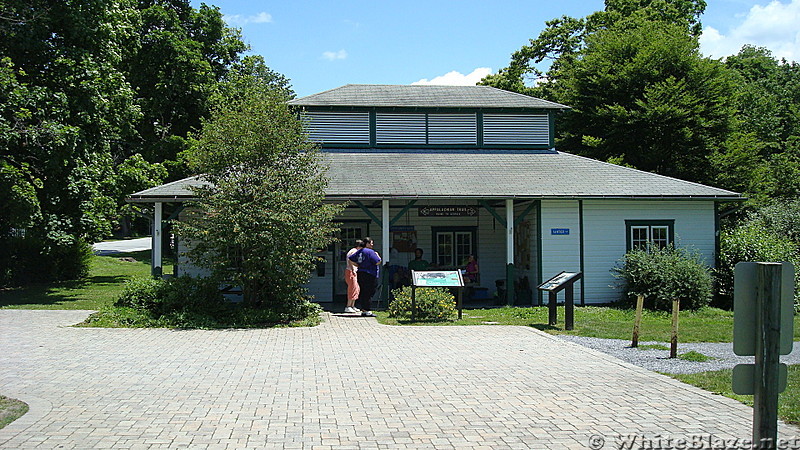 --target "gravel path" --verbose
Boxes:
[556,335,800,374]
